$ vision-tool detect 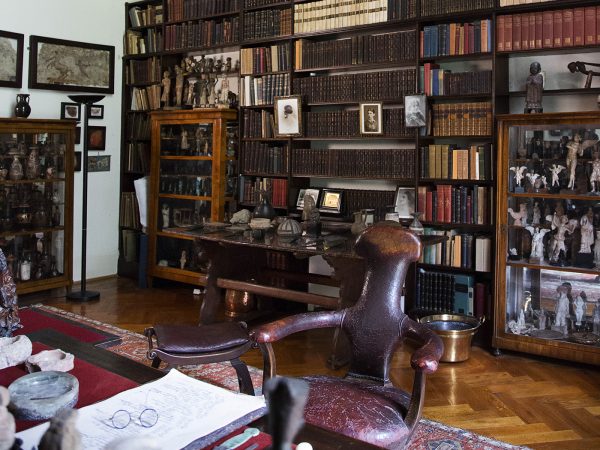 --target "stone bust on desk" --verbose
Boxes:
[302,194,321,237]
